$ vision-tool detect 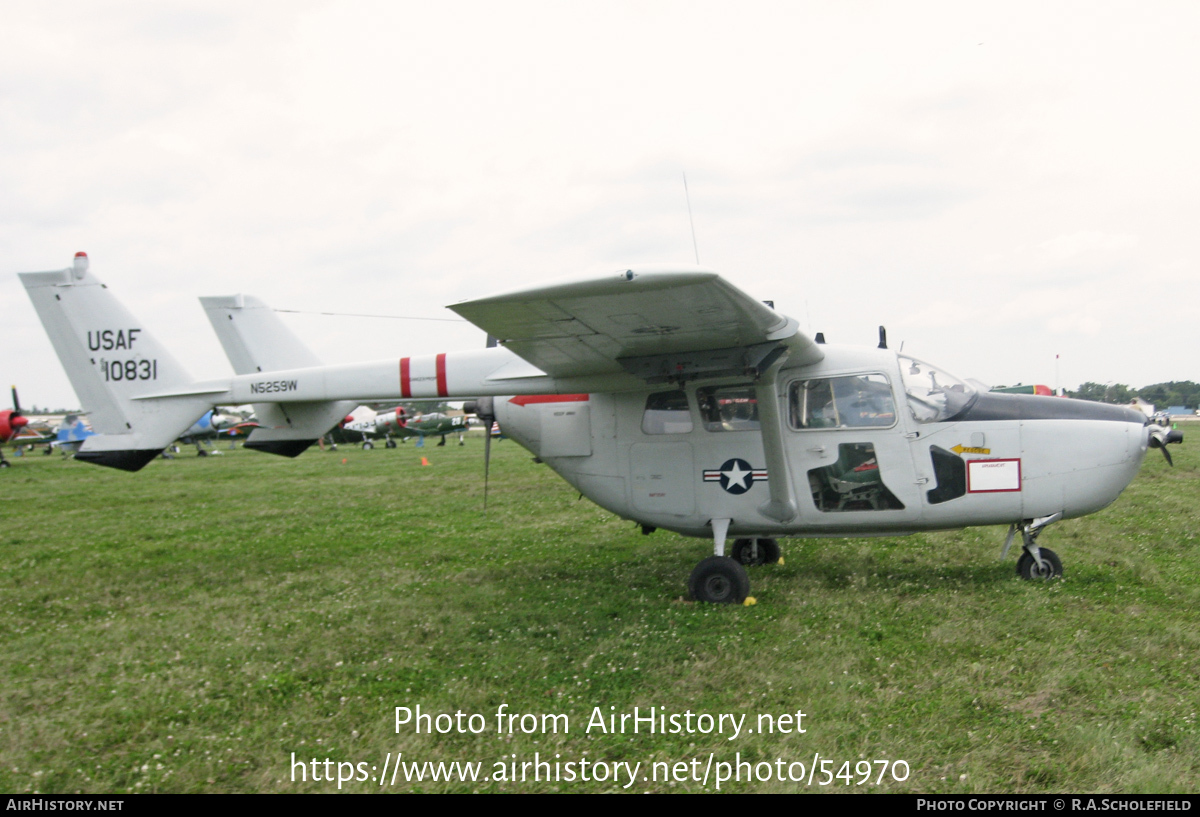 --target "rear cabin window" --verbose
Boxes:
[697,385,759,432]
[788,374,896,429]
[641,391,693,434]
